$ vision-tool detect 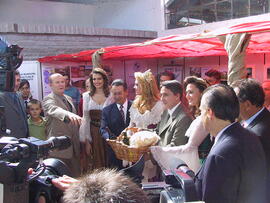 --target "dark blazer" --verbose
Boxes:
[246,107,270,199]
[158,103,192,146]
[0,92,28,138]
[100,101,132,168]
[195,122,267,203]
[100,101,132,140]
